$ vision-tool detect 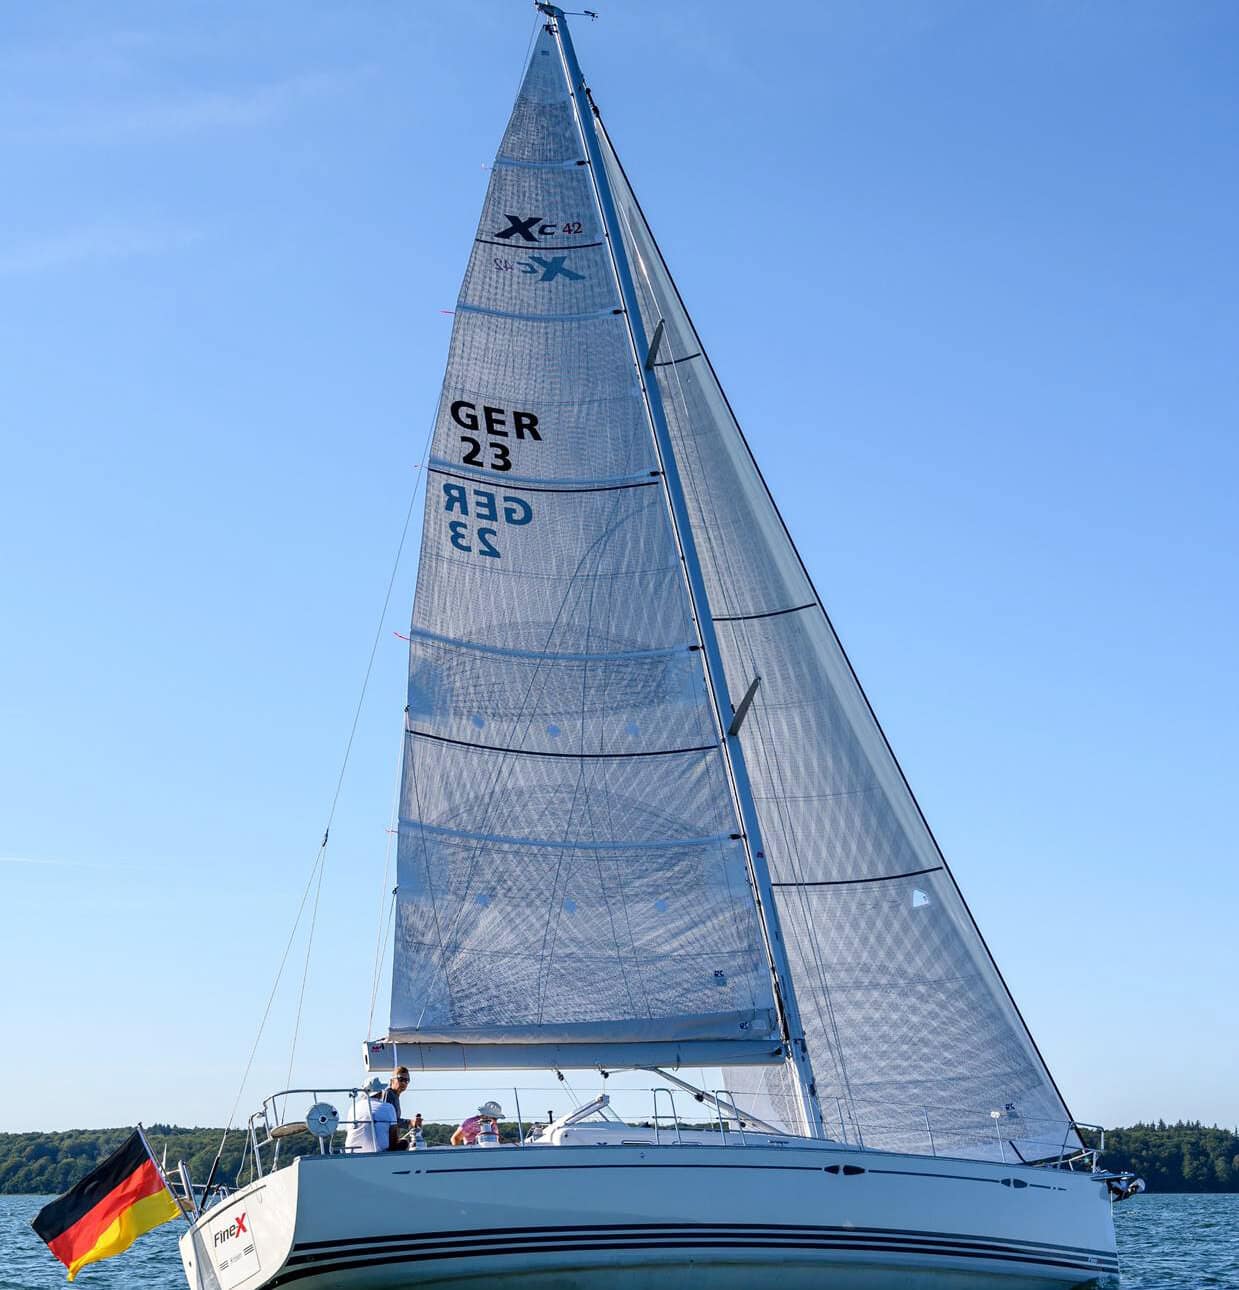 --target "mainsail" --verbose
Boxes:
[382,10,1080,1164]
[385,23,781,1072]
